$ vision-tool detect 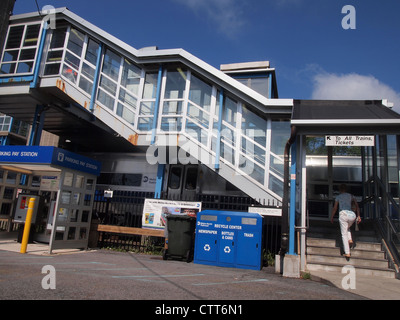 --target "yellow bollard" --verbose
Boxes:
[20,197,36,254]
